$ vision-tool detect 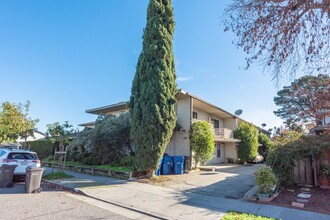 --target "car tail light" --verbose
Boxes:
[32,160,40,163]
[1,158,17,163]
